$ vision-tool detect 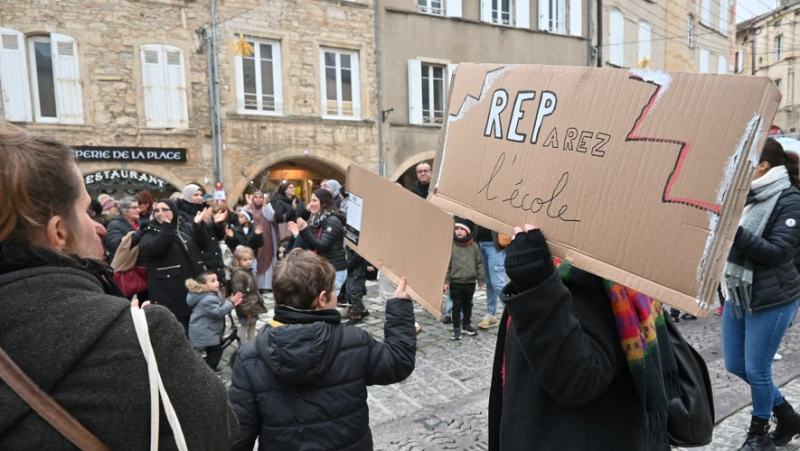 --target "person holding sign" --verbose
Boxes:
[488,224,673,450]
[721,138,800,450]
